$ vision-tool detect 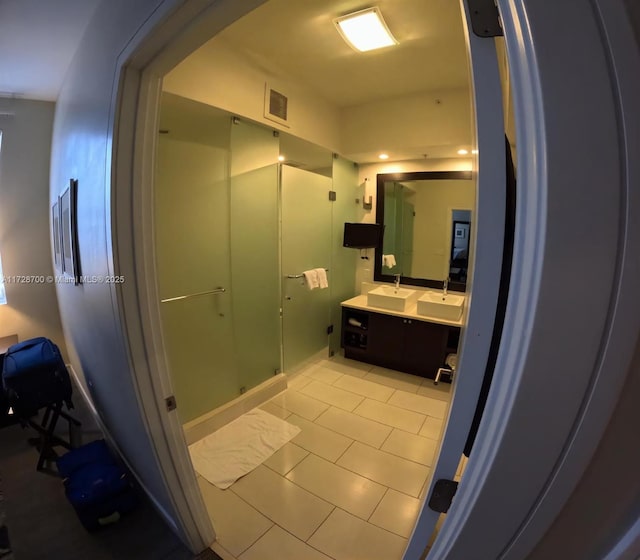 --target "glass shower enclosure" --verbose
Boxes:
[155,93,357,424]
